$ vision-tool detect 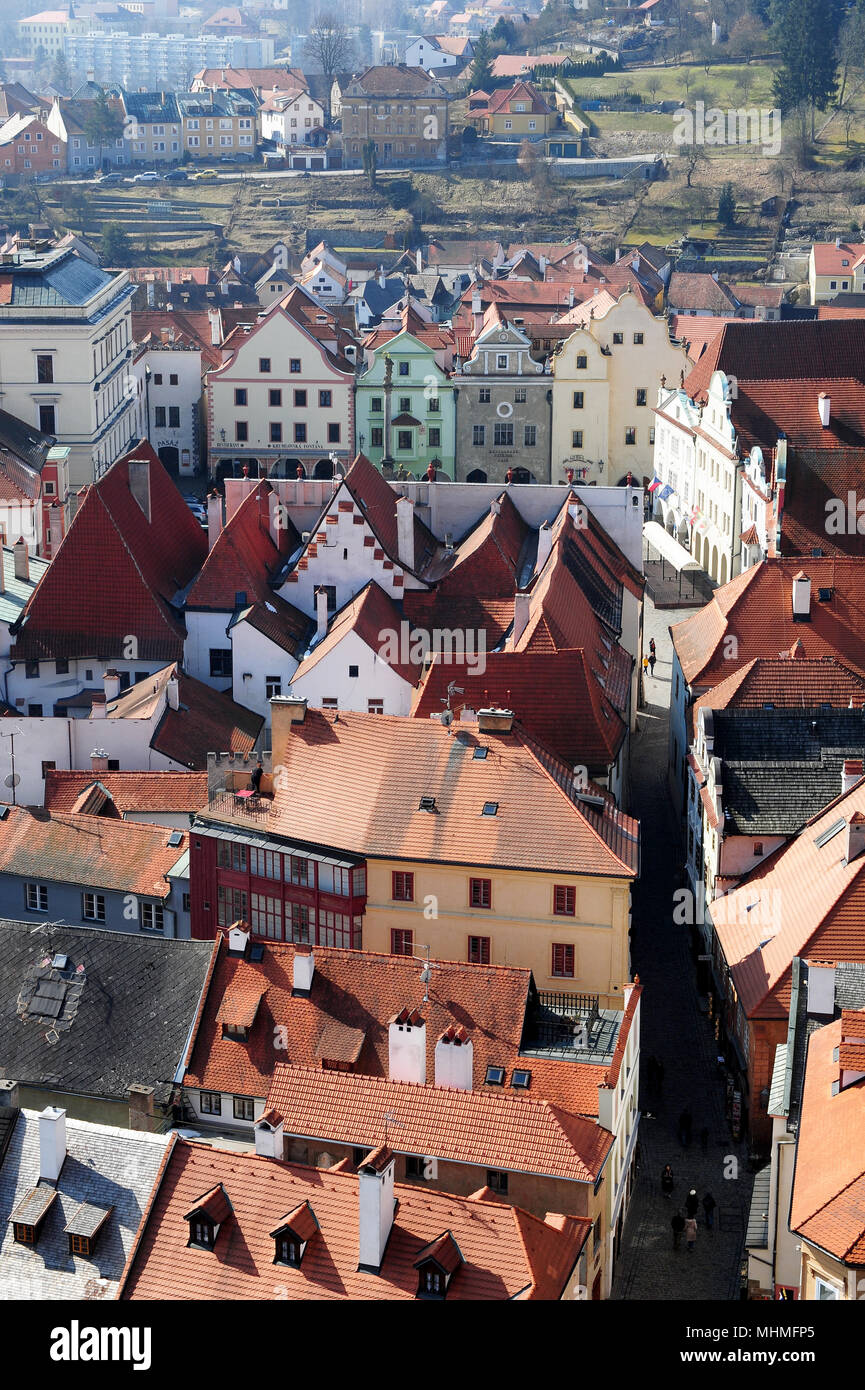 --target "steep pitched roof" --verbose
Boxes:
[0,807,186,898]
[290,581,421,687]
[186,482,297,611]
[780,448,865,557]
[44,770,208,816]
[266,1064,612,1183]
[337,453,441,578]
[683,319,865,406]
[790,1015,865,1263]
[118,1139,588,1301]
[11,442,207,662]
[671,559,865,689]
[667,271,740,314]
[711,781,865,1018]
[131,667,261,769]
[690,655,865,741]
[0,919,217,1102]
